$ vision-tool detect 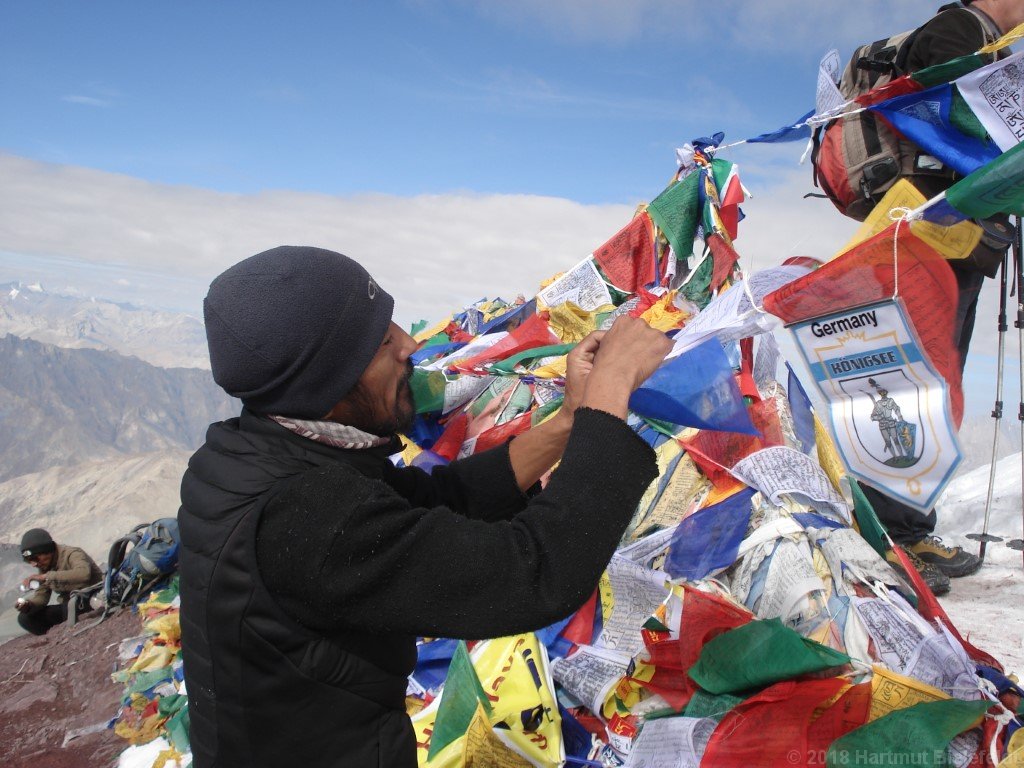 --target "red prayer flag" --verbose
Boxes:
[454,312,559,373]
[430,412,468,462]
[701,678,848,768]
[592,212,657,293]
[706,234,740,294]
